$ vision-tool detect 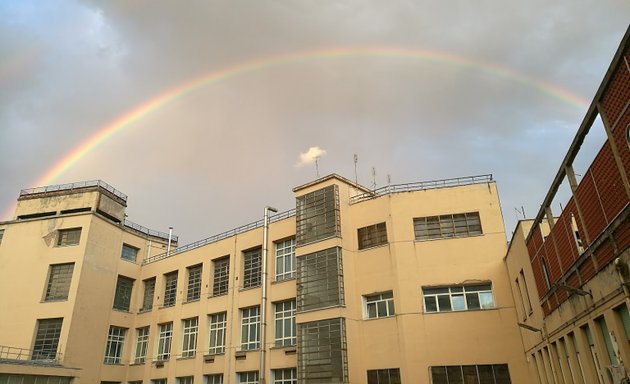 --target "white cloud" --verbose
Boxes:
[296,146,327,167]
